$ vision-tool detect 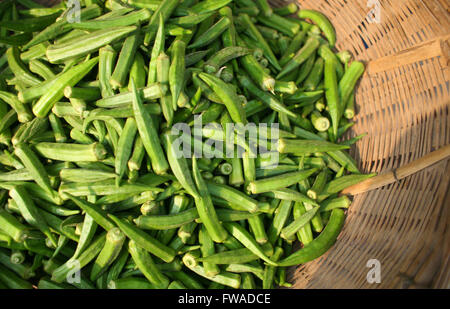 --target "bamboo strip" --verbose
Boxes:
[342,144,450,195]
